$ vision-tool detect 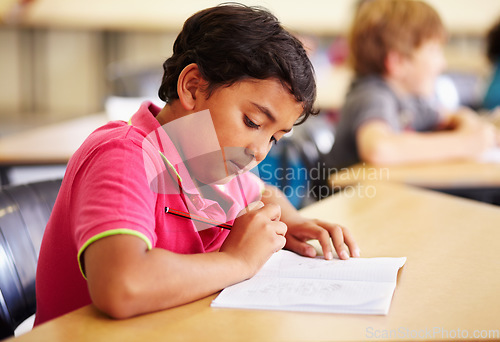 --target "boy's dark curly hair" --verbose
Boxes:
[486,18,500,63]
[158,3,317,123]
